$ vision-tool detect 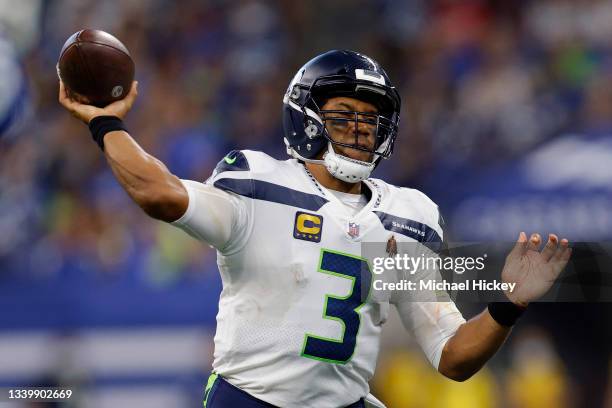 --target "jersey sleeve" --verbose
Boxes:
[170,150,254,254]
[394,299,466,370]
[392,241,466,371]
[391,192,465,370]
